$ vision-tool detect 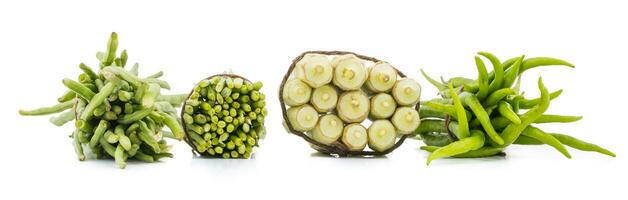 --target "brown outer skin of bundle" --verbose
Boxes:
[280,51,418,157]
[181,73,251,156]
